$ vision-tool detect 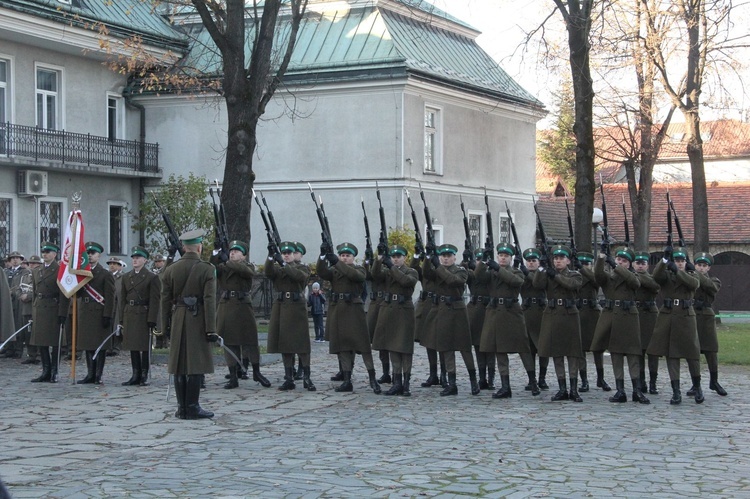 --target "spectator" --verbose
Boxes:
[308,282,326,342]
